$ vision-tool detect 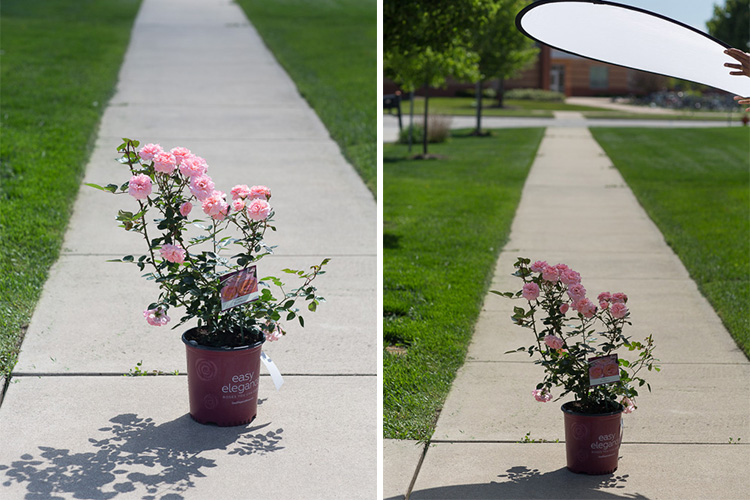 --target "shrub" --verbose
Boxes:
[505,88,565,102]
[398,115,452,144]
